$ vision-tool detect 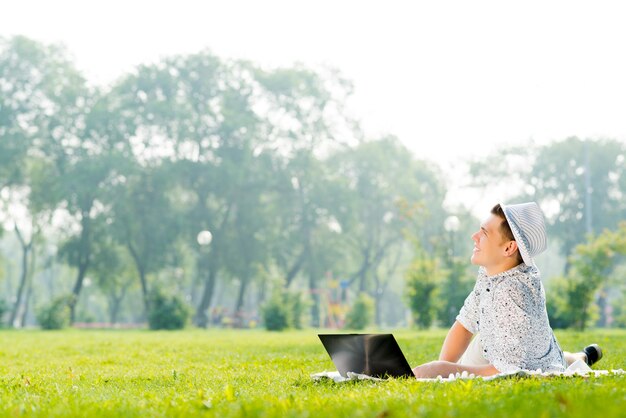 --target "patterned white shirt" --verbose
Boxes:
[456,263,567,373]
